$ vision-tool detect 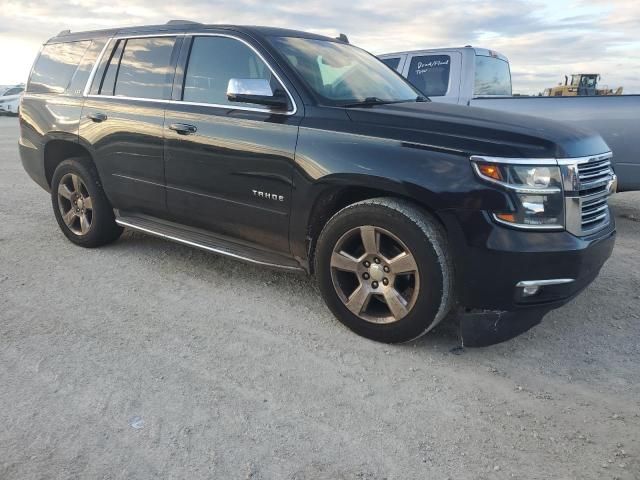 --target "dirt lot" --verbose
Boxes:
[1,116,638,479]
